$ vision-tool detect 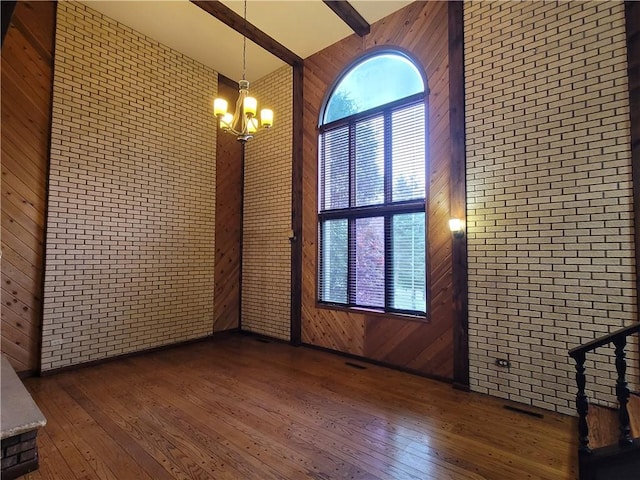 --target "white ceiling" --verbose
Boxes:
[80,1,413,81]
